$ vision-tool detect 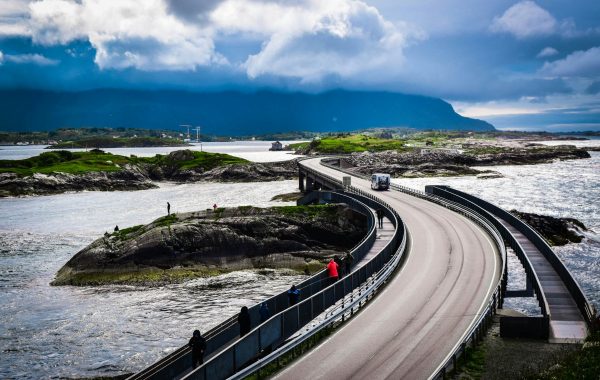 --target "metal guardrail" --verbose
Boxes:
[221,165,407,380]
[314,157,516,378]
[179,185,402,379]
[429,185,597,328]
[425,185,550,319]
[128,191,377,380]
[302,158,509,379]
